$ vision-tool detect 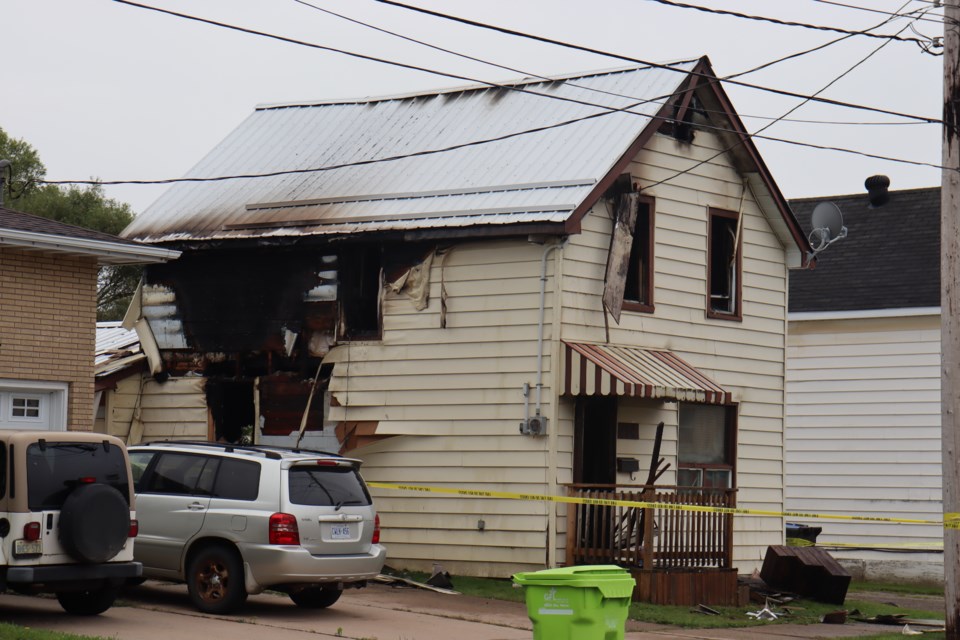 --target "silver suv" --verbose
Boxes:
[127,441,385,614]
[0,431,140,615]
